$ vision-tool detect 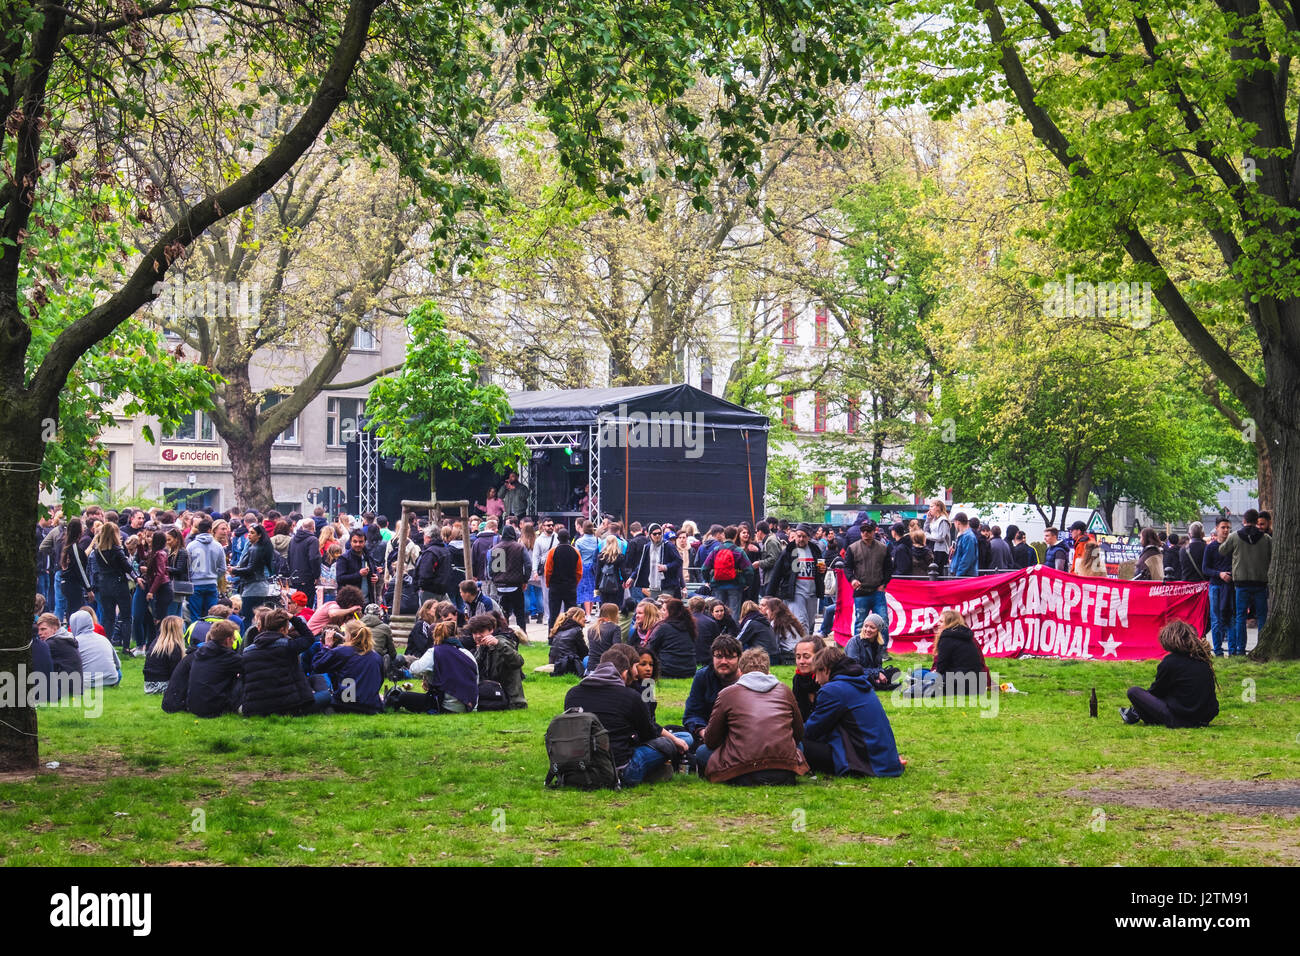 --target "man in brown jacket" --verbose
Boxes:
[696,648,808,785]
[846,519,892,637]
